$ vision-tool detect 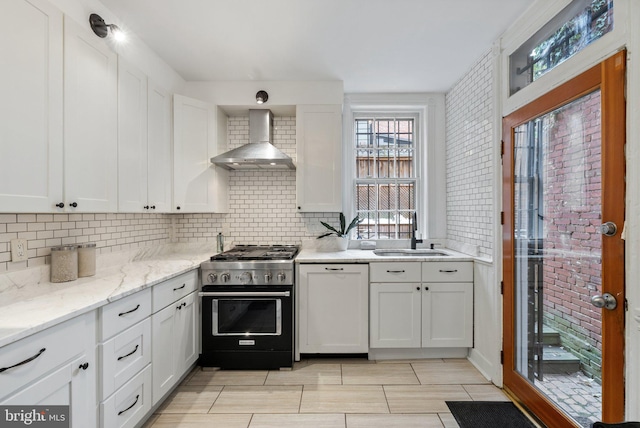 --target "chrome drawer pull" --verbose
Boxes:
[118,394,139,416]
[0,348,46,373]
[117,345,139,361]
[325,267,344,271]
[386,270,405,273]
[118,304,140,317]
[199,291,290,297]
[439,269,458,273]
[173,284,186,291]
